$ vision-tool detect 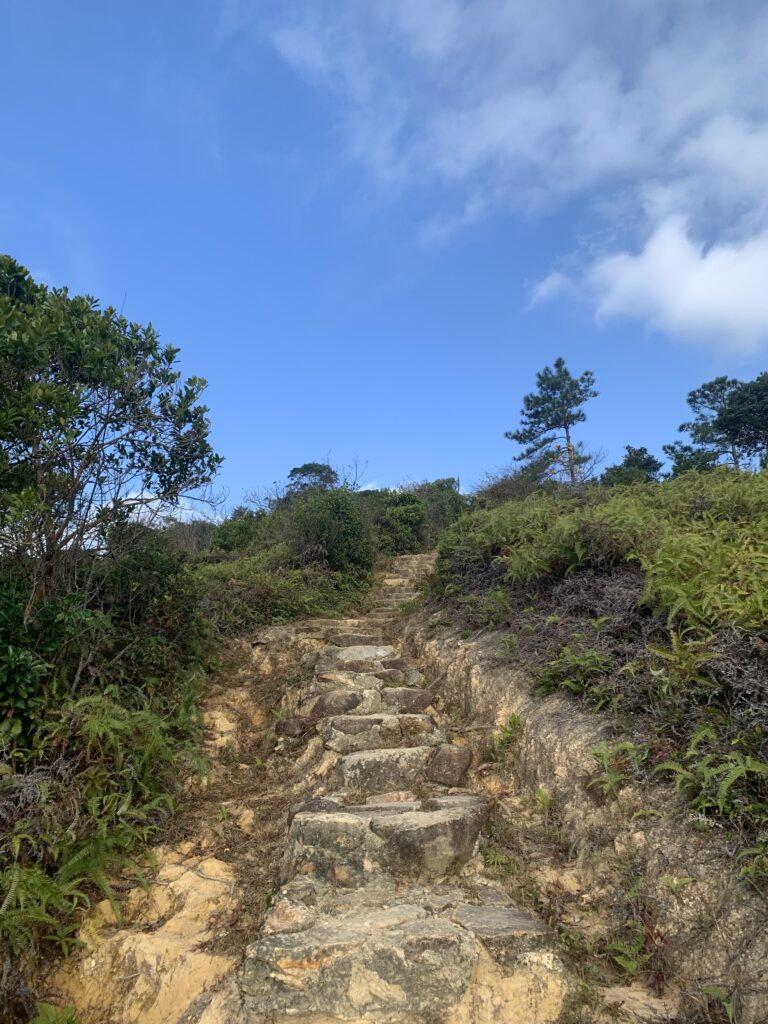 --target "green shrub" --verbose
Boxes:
[434,469,768,880]
[274,489,374,572]
[437,470,768,631]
